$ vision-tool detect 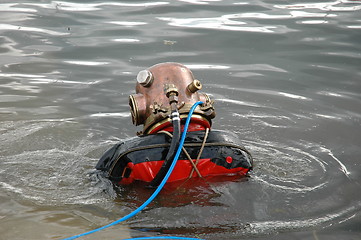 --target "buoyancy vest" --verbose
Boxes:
[96,129,253,185]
